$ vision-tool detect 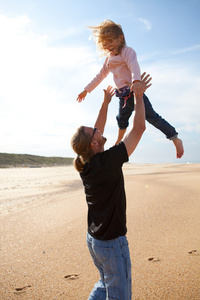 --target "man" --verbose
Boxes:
[71,73,151,299]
